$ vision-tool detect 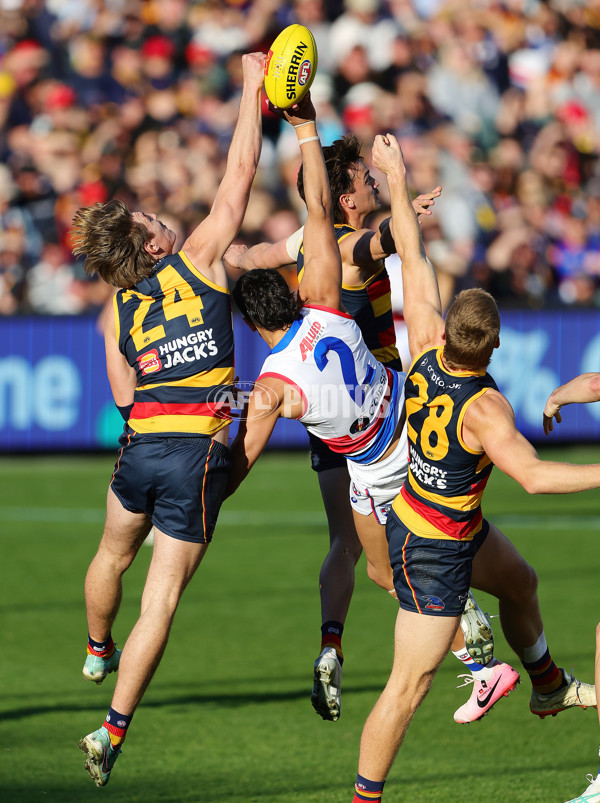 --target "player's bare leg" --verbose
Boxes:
[312,468,361,722]
[318,467,362,625]
[352,511,394,592]
[82,488,152,683]
[355,608,457,794]
[472,522,596,717]
[470,522,541,652]
[79,527,209,785]
[110,527,209,715]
